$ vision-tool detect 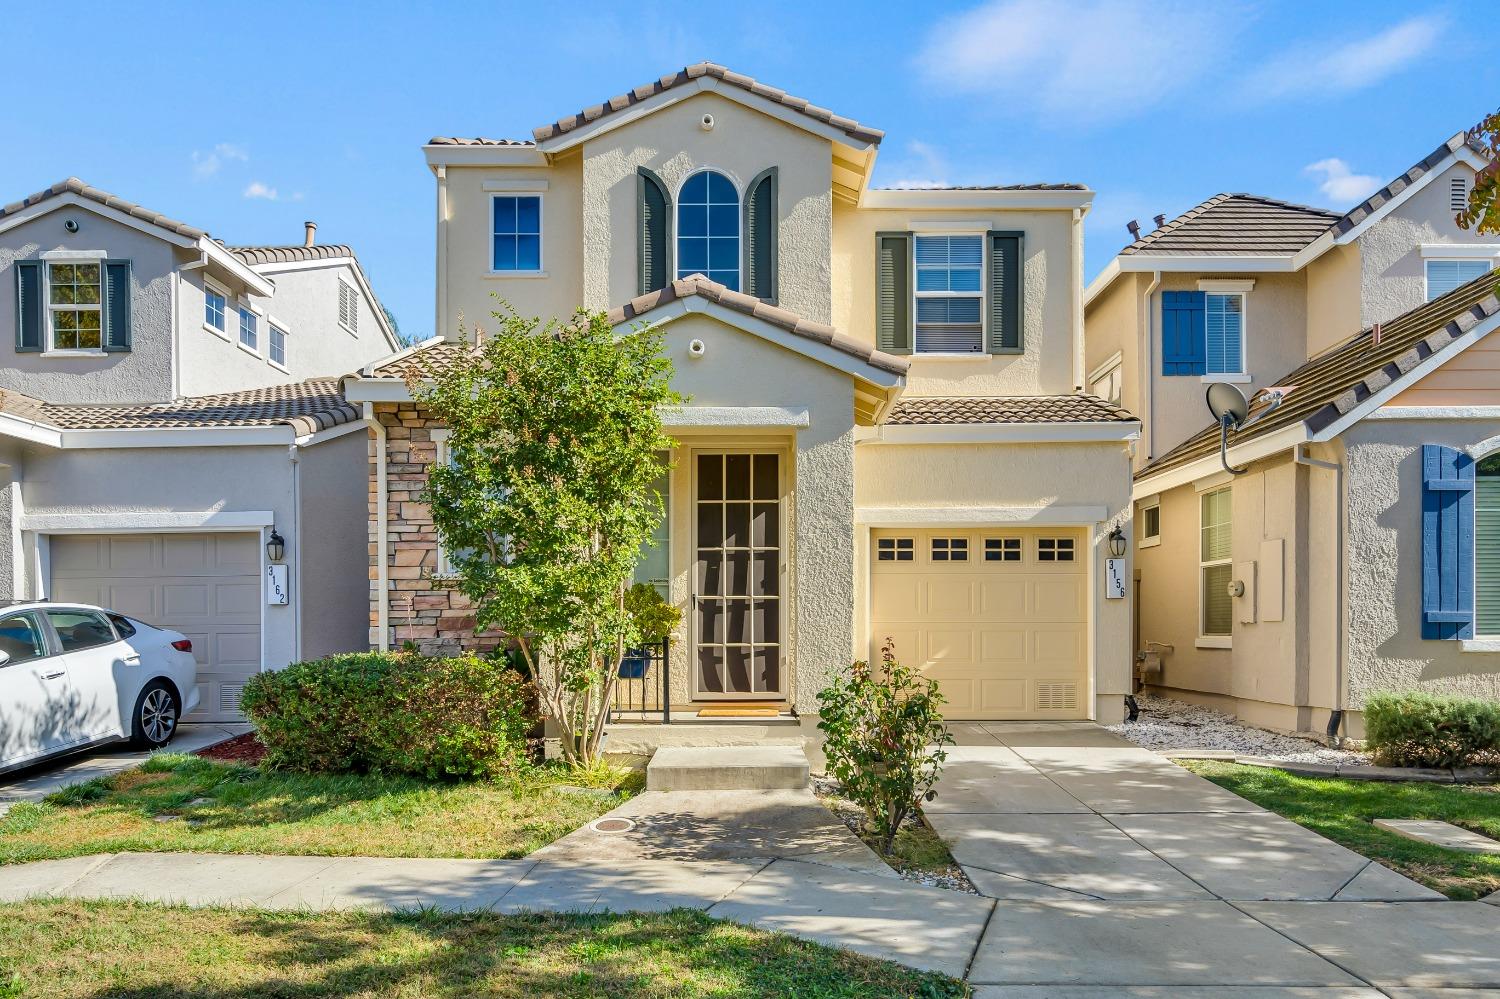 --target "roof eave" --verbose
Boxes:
[859,188,1094,211]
